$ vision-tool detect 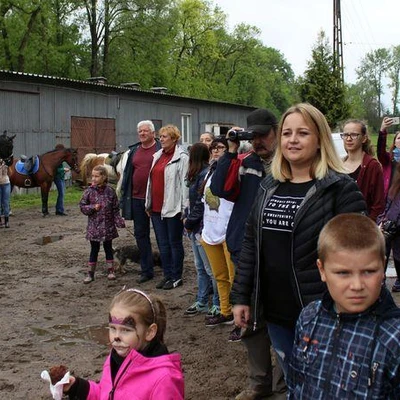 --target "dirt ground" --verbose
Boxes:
[0,203,281,400]
[1,204,398,400]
